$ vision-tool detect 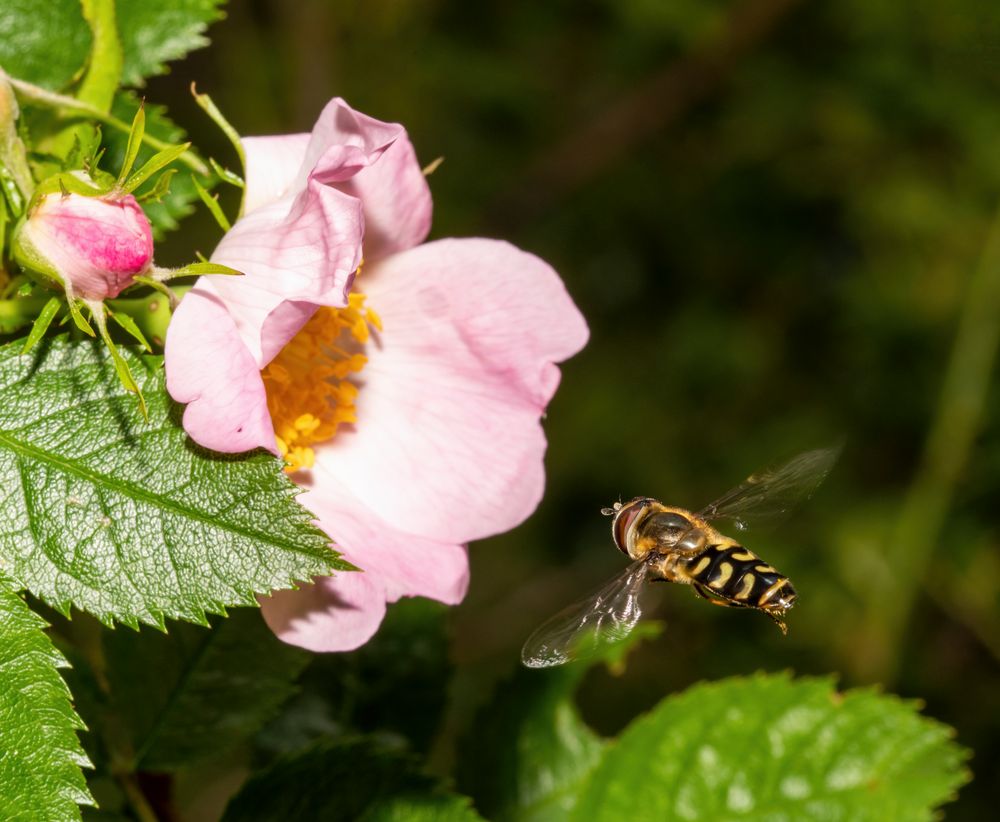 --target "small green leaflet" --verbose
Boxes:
[115,0,226,87]
[0,574,93,820]
[569,673,970,821]
[0,338,347,628]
